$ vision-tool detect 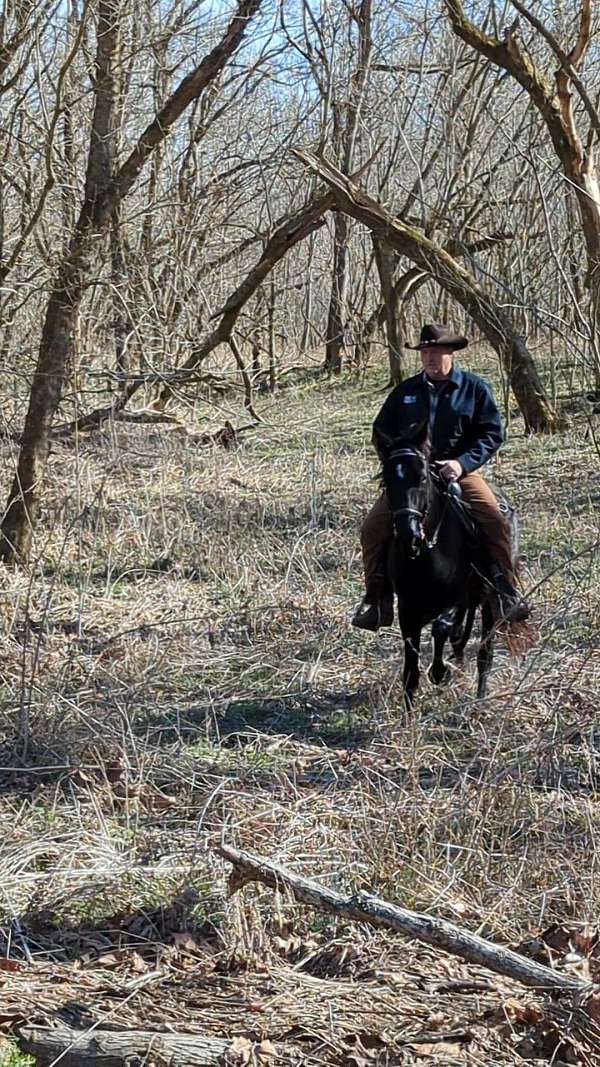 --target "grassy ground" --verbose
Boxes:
[0,350,599,1064]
